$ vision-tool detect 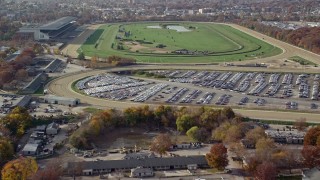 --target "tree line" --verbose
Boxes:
[237,20,320,56]
[0,45,45,89]
[69,106,238,149]
[65,104,320,180]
